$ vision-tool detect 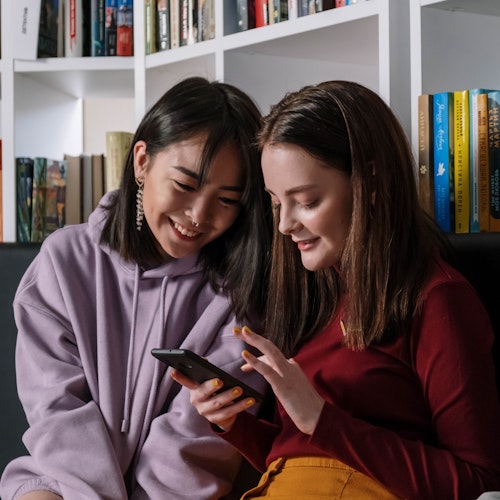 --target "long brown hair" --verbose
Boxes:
[260,81,448,356]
